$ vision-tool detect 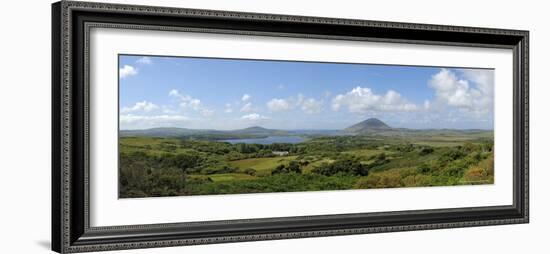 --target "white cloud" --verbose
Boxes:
[267,94,323,114]
[119,65,137,79]
[121,101,158,113]
[240,102,253,112]
[266,98,293,112]
[277,84,285,90]
[332,87,419,113]
[460,69,494,96]
[169,89,201,110]
[180,99,201,110]
[241,113,269,121]
[120,114,190,128]
[136,56,152,65]
[241,94,251,102]
[168,89,214,117]
[428,68,493,115]
[168,89,180,97]
[300,98,323,114]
